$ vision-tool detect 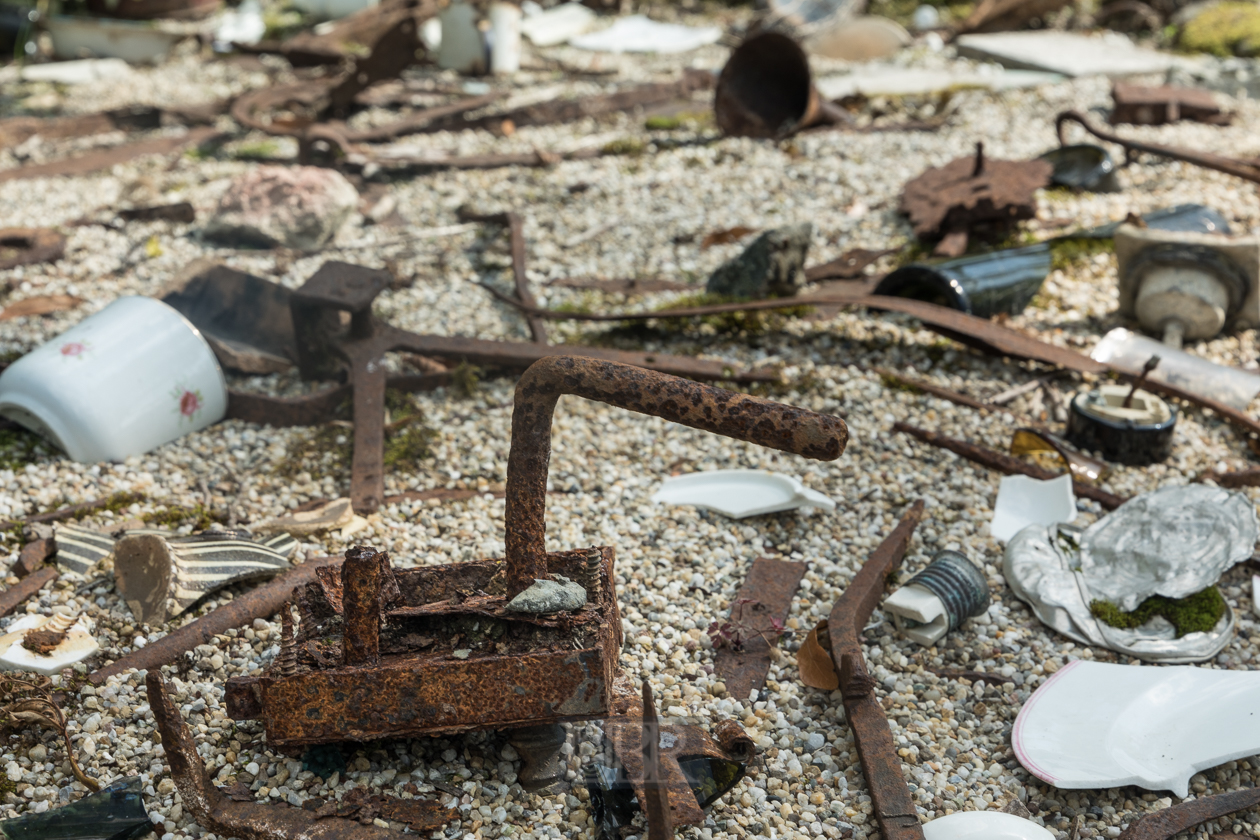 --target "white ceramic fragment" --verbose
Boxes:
[569,15,721,54]
[989,473,1076,542]
[923,811,1055,840]
[0,614,98,676]
[489,2,521,74]
[885,585,948,645]
[1012,660,1260,796]
[520,1,595,47]
[651,470,834,519]
[805,16,910,62]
